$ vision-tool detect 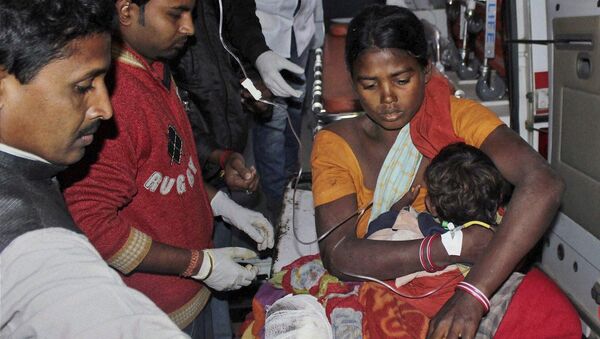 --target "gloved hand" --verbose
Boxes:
[211,191,275,251]
[193,247,258,291]
[254,50,304,98]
